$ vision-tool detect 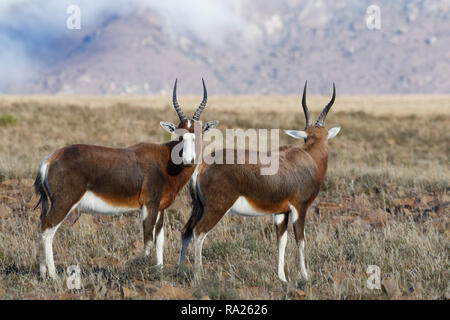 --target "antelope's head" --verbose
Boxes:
[160,78,219,165]
[285,81,341,144]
